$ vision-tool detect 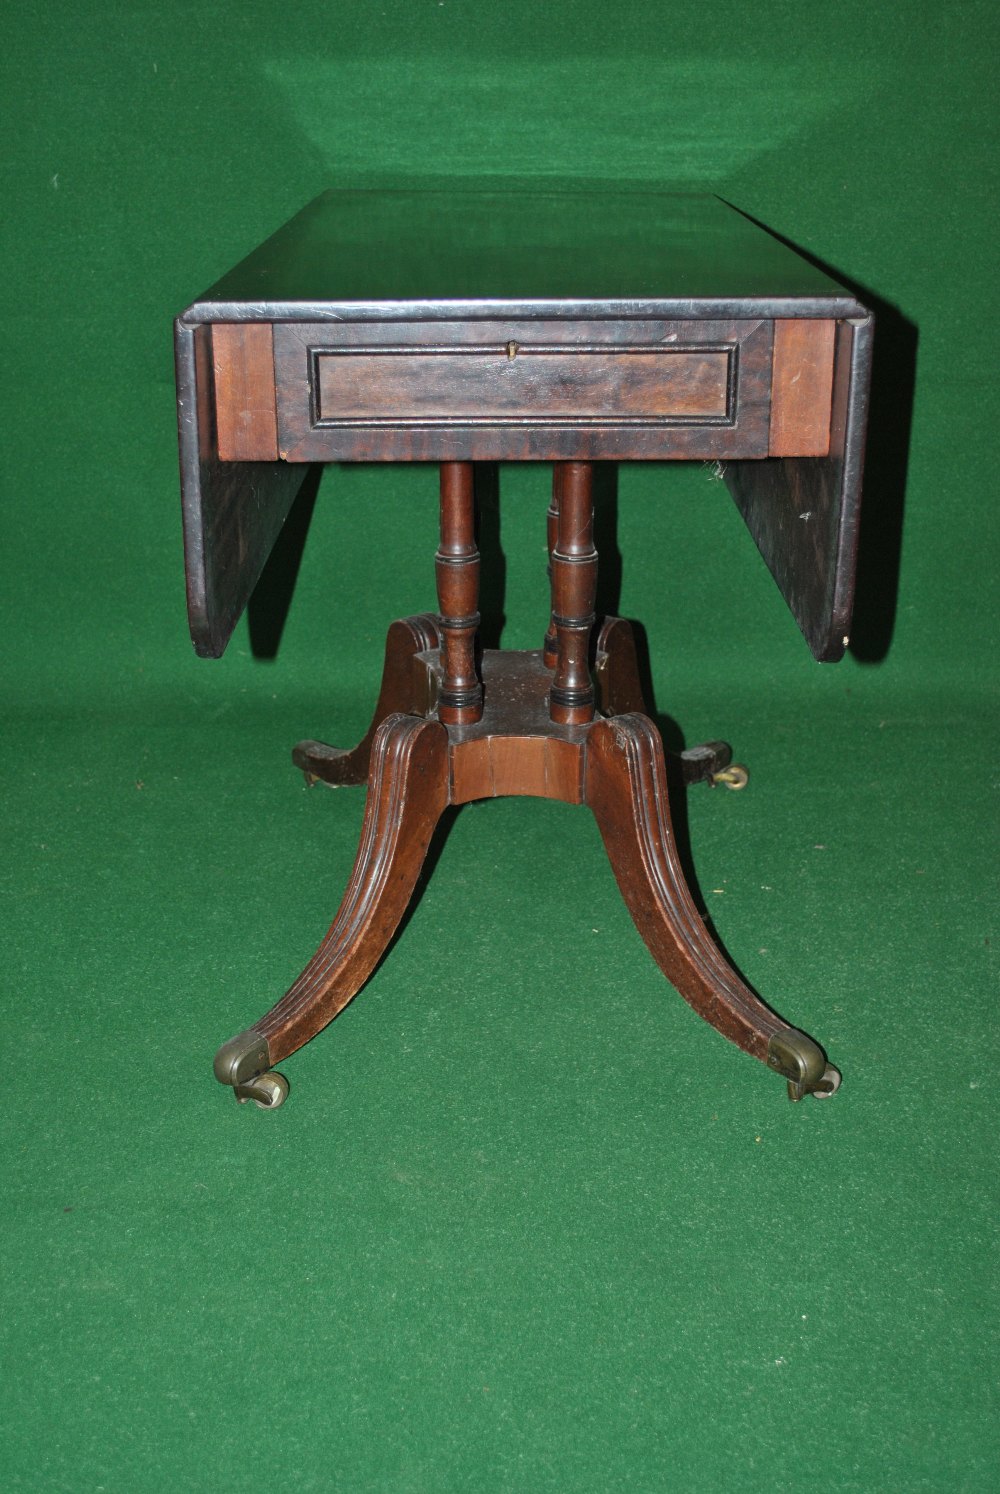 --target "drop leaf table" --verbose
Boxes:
[175,189,872,1110]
